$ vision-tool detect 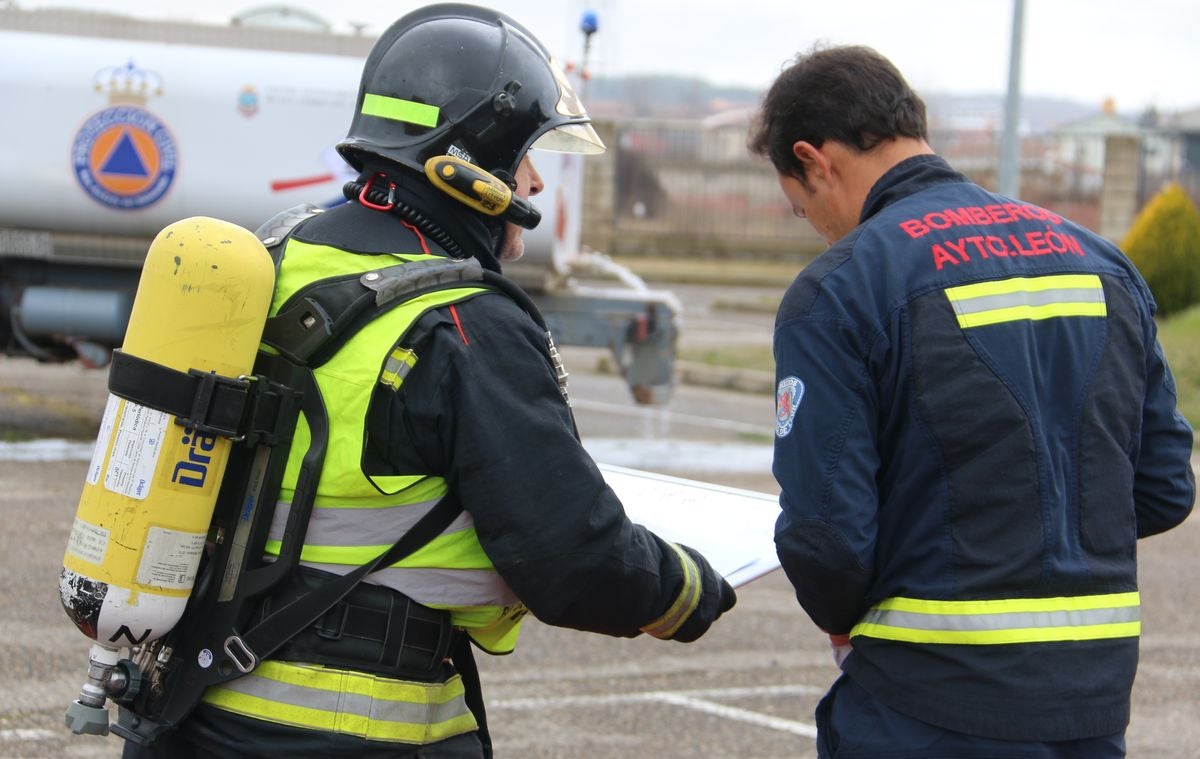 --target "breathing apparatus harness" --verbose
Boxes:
[104,196,568,753]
